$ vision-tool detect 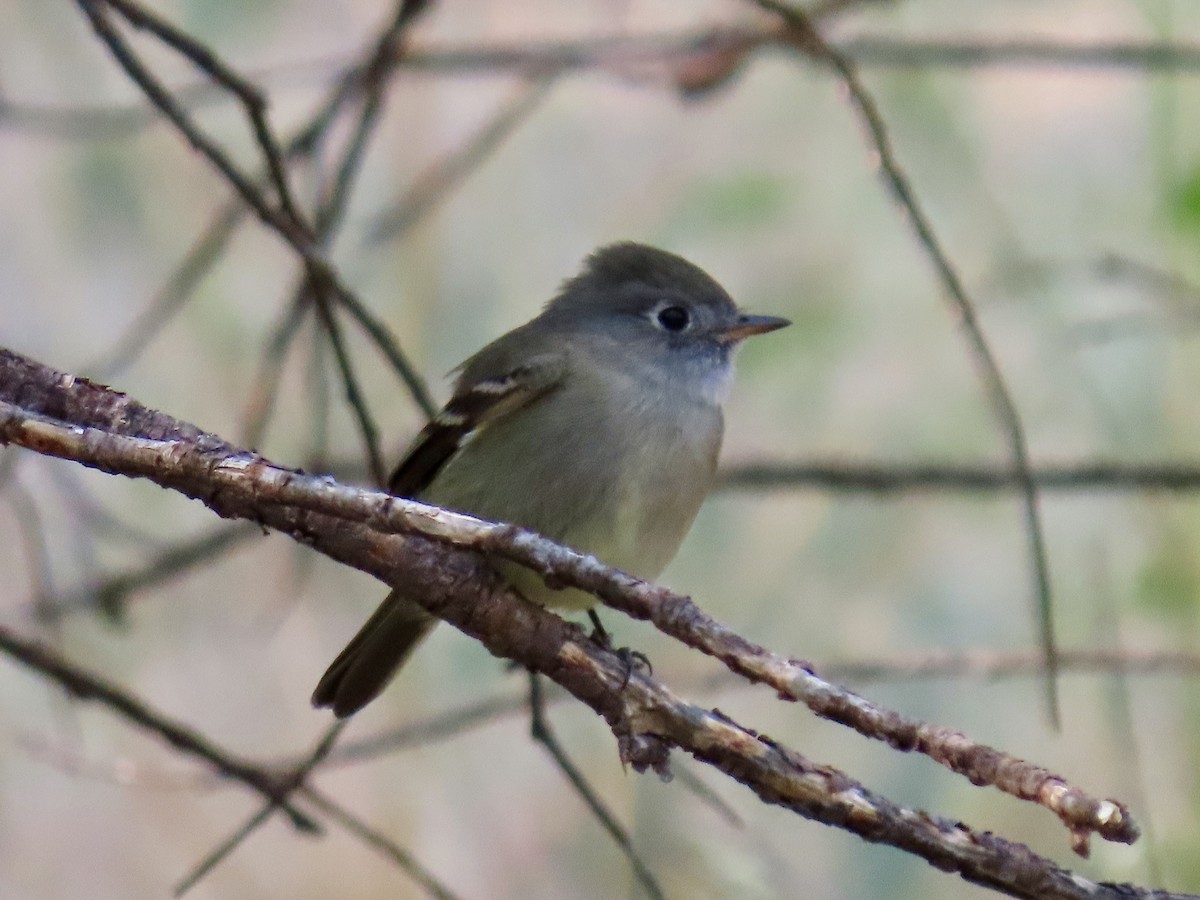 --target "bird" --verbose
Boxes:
[312,242,789,717]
